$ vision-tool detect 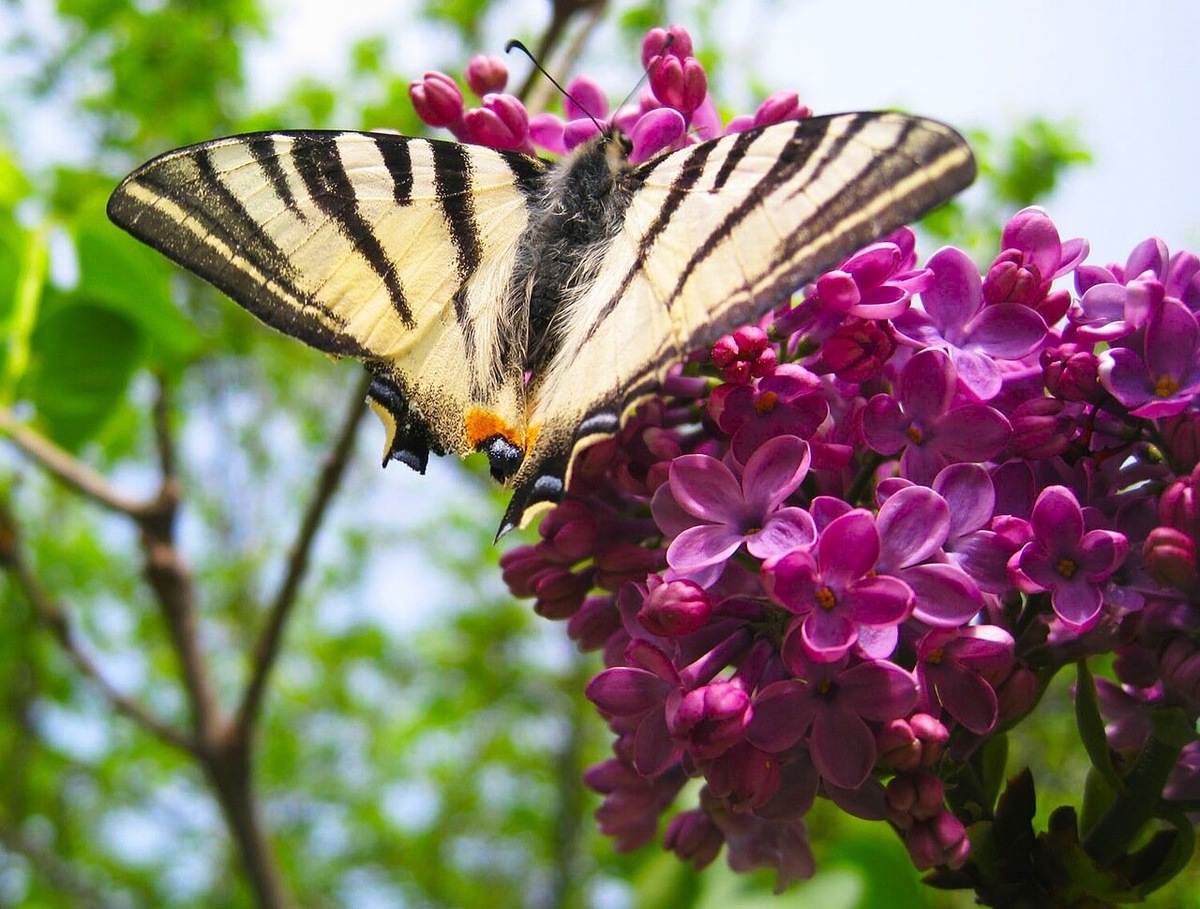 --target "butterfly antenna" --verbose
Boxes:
[613,32,675,115]
[505,39,604,134]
